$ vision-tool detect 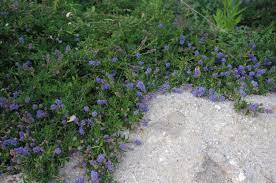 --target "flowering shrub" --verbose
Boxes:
[0,0,275,182]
